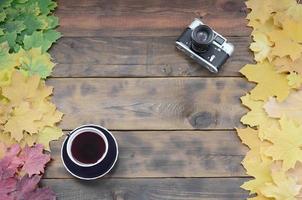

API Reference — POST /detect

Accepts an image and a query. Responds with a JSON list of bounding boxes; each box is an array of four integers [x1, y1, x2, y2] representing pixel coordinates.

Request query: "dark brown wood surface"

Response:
[[47, 0, 251, 199]]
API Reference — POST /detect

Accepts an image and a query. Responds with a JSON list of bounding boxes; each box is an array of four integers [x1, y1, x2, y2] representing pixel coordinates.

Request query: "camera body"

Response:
[[176, 18, 234, 73]]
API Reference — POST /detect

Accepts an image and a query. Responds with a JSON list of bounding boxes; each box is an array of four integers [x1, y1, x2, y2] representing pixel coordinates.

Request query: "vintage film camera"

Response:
[[176, 18, 234, 73]]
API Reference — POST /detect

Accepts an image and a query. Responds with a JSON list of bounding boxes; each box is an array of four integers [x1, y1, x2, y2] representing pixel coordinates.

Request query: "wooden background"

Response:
[[43, 0, 253, 199]]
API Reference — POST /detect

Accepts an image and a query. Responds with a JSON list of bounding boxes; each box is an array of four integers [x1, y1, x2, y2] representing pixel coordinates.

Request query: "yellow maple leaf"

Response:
[[0, 101, 12, 125], [250, 31, 273, 62], [0, 68, 14, 87], [270, 0, 297, 12], [2, 71, 52, 106], [282, 18, 302, 43], [285, 2, 302, 21], [240, 61, 290, 102], [264, 117, 302, 170], [264, 91, 302, 125], [248, 17, 276, 36], [19, 132, 38, 147], [240, 94, 278, 140], [288, 162, 302, 186], [273, 56, 302, 74], [0, 131, 15, 147], [0, 142, 6, 159], [36, 126, 63, 151], [246, 0, 273, 24], [236, 127, 271, 163], [260, 171, 301, 200], [32, 100, 63, 130], [268, 29, 302, 61], [3, 102, 43, 141], [248, 195, 273, 200], [241, 158, 273, 195], [287, 72, 302, 89]]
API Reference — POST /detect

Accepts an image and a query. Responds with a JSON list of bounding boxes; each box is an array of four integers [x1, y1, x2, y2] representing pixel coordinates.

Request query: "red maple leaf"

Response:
[[0, 145, 22, 179], [19, 144, 50, 176]]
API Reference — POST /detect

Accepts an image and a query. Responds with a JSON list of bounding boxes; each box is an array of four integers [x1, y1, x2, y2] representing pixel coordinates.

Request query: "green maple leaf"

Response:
[[0, 42, 18, 70], [4, 7, 19, 19], [16, 14, 44, 35], [14, 0, 40, 15], [0, 31, 19, 51], [38, 0, 57, 15], [1, 20, 25, 33], [44, 15, 59, 30], [19, 48, 55, 78], [0, 10, 6, 22], [13, 0, 29, 3], [23, 30, 61, 52], [0, 0, 13, 8]]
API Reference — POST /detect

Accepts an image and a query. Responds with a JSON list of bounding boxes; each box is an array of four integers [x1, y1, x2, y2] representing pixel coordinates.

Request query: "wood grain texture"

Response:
[[56, 0, 249, 37], [48, 78, 252, 130], [42, 178, 249, 199], [51, 36, 252, 77], [45, 131, 247, 178]]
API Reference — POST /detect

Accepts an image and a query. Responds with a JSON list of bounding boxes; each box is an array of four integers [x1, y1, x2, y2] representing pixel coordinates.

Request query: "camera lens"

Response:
[[191, 25, 214, 52]]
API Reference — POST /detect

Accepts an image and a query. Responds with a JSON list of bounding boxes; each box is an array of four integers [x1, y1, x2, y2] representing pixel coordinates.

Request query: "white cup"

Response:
[[66, 127, 109, 167]]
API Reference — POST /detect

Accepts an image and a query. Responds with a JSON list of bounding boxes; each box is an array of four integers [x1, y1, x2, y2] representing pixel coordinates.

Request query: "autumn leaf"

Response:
[[260, 171, 301, 200], [36, 126, 63, 151], [268, 29, 302, 61], [287, 72, 302, 89], [0, 177, 17, 200], [274, 56, 302, 75], [236, 127, 270, 162], [240, 61, 290, 102], [240, 94, 278, 140], [0, 144, 22, 179], [19, 144, 50, 176], [18, 48, 56, 79], [264, 118, 302, 170], [246, 0, 273, 24], [2, 72, 52, 107], [264, 91, 302, 125], [4, 102, 43, 141], [250, 31, 273, 62], [0, 144, 55, 199], [0, 71, 62, 148], [23, 30, 61, 52], [241, 158, 272, 195]]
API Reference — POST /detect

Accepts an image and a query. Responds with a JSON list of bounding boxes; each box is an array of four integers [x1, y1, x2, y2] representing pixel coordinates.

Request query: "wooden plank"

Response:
[[45, 131, 247, 178], [56, 0, 249, 37], [48, 78, 251, 130], [51, 36, 252, 77], [42, 178, 249, 199]]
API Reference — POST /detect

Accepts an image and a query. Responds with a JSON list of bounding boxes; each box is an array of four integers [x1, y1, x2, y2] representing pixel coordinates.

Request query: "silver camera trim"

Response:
[[176, 18, 234, 73]]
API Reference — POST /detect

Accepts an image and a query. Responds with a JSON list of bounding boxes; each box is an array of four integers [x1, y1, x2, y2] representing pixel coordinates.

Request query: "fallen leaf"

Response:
[[273, 56, 302, 74], [236, 127, 271, 162], [240, 94, 278, 140], [36, 126, 63, 151], [264, 91, 302, 125], [287, 72, 302, 89], [19, 144, 50, 176], [250, 31, 273, 62], [264, 117, 302, 170], [4, 102, 43, 141], [268, 29, 302, 61], [260, 171, 301, 200], [241, 158, 272, 195], [240, 61, 291, 102]]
